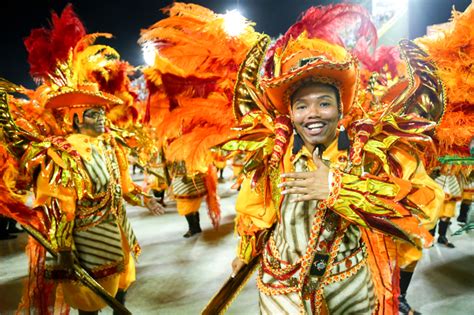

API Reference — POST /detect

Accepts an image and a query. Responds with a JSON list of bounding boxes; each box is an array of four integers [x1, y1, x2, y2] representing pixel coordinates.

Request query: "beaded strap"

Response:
[[326, 168, 343, 208], [310, 221, 349, 313], [324, 255, 366, 285]]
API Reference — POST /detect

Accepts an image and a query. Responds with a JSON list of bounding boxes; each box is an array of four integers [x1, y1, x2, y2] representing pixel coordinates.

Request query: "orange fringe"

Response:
[[362, 230, 399, 315], [139, 2, 260, 173], [18, 237, 70, 315], [204, 164, 221, 229], [416, 4, 474, 156]]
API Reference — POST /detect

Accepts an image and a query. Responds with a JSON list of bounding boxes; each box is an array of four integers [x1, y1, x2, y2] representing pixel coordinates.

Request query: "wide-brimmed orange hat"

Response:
[[260, 34, 359, 115], [45, 82, 123, 109]]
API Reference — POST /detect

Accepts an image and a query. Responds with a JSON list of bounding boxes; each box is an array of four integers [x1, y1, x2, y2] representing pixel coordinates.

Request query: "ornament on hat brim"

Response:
[[260, 33, 359, 116], [45, 82, 123, 110]]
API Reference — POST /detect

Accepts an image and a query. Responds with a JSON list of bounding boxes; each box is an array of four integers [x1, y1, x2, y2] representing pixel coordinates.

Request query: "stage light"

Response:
[[142, 42, 156, 66], [222, 9, 246, 37]]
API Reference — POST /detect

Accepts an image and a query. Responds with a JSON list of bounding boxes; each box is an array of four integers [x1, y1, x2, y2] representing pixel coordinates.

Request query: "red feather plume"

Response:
[[353, 39, 401, 76], [264, 4, 378, 77], [24, 4, 86, 79]]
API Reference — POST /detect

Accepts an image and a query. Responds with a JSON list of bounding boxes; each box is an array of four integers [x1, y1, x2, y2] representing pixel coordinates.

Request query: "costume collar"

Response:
[[291, 135, 339, 164], [66, 133, 109, 162]]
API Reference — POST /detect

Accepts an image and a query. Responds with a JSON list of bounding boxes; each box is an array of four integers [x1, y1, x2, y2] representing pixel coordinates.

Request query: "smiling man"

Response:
[[230, 30, 443, 315], [290, 83, 340, 152]]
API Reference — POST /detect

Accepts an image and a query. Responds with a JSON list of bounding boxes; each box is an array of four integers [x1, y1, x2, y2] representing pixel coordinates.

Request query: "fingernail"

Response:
[[281, 190, 287, 195], [280, 174, 286, 178], [231, 274, 236, 278]]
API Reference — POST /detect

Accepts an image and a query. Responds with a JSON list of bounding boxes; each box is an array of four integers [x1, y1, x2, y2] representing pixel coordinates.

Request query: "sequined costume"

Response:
[[235, 131, 442, 314], [0, 6, 153, 313], [225, 4, 444, 314], [22, 132, 143, 311]]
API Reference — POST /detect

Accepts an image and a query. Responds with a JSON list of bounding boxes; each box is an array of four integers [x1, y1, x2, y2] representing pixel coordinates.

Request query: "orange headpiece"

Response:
[[260, 33, 359, 116], [45, 82, 122, 110], [23, 4, 126, 133], [25, 7, 122, 106]]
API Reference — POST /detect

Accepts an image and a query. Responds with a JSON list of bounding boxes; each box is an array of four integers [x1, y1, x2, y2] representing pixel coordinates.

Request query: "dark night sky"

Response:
[[0, 0, 470, 88]]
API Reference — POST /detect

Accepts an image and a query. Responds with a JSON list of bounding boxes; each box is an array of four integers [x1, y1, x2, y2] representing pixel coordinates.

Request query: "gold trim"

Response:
[[46, 88, 124, 109], [261, 59, 353, 88], [390, 40, 446, 124], [232, 35, 272, 120]]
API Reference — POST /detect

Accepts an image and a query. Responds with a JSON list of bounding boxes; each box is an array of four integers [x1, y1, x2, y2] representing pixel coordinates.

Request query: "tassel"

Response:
[[337, 125, 350, 150], [292, 132, 305, 155]]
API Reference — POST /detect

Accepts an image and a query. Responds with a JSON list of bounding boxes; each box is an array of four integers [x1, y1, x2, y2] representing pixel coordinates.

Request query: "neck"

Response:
[[303, 142, 316, 154], [78, 129, 102, 138], [303, 134, 337, 155]]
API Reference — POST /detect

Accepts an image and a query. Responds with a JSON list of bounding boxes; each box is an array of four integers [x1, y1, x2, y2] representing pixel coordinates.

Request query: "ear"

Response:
[[73, 113, 81, 131], [337, 101, 343, 119], [288, 106, 295, 120]]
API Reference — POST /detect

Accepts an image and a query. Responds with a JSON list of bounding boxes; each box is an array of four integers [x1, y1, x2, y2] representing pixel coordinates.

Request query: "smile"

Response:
[[303, 121, 326, 136]]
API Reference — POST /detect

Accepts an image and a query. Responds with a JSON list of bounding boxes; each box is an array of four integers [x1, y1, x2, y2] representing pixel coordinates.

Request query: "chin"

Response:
[[303, 134, 326, 146], [304, 135, 334, 150]]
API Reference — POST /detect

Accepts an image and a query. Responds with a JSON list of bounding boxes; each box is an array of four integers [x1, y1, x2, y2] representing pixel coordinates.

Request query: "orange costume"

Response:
[[223, 4, 444, 314], [138, 3, 263, 235], [416, 3, 474, 245], [0, 6, 151, 314], [24, 130, 141, 312]]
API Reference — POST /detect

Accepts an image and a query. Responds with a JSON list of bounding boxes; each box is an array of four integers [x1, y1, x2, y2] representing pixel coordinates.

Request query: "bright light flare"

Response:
[[222, 10, 247, 37], [142, 42, 156, 66]]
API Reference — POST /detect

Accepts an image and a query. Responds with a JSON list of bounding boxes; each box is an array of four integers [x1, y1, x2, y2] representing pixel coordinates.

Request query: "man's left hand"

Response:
[[145, 197, 165, 215]]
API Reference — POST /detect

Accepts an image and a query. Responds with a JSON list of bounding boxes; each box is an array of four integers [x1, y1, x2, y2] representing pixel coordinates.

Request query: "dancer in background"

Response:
[[138, 3, 264, 236], [0, 6, 163, 314]]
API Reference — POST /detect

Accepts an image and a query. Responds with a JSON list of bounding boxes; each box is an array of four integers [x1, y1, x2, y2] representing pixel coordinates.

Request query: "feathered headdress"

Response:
[[264, 4, 377, 77], [23, 4, 145, 135], [23, 4, 133, 132], [24, 4, 86, 81], [139, 2, 260, 173], [139, 3, 261, 229], [227, 4, 390, 184], [416, 3, 474, 159]]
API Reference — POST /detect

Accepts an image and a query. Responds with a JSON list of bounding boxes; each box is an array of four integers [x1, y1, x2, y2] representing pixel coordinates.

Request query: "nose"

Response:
[[307, 103, 322, 118]]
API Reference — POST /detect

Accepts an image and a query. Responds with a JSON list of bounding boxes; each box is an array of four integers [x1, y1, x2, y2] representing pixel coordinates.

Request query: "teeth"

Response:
[[307, 123, 324, 129]]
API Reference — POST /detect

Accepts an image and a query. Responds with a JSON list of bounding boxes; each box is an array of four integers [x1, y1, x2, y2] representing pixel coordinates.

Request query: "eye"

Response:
[[85, 111, 102, 119], [320, 101, 333, 107], [293, 102, 307, 110]]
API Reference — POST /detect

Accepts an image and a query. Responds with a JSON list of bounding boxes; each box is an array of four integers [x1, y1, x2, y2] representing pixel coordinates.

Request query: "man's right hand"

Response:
[[231, 256, 247, 278]]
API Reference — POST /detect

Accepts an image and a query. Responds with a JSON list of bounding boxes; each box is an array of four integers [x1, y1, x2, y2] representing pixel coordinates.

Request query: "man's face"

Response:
[[79, 107, 106, 137], [290, 83, 340, 152]]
